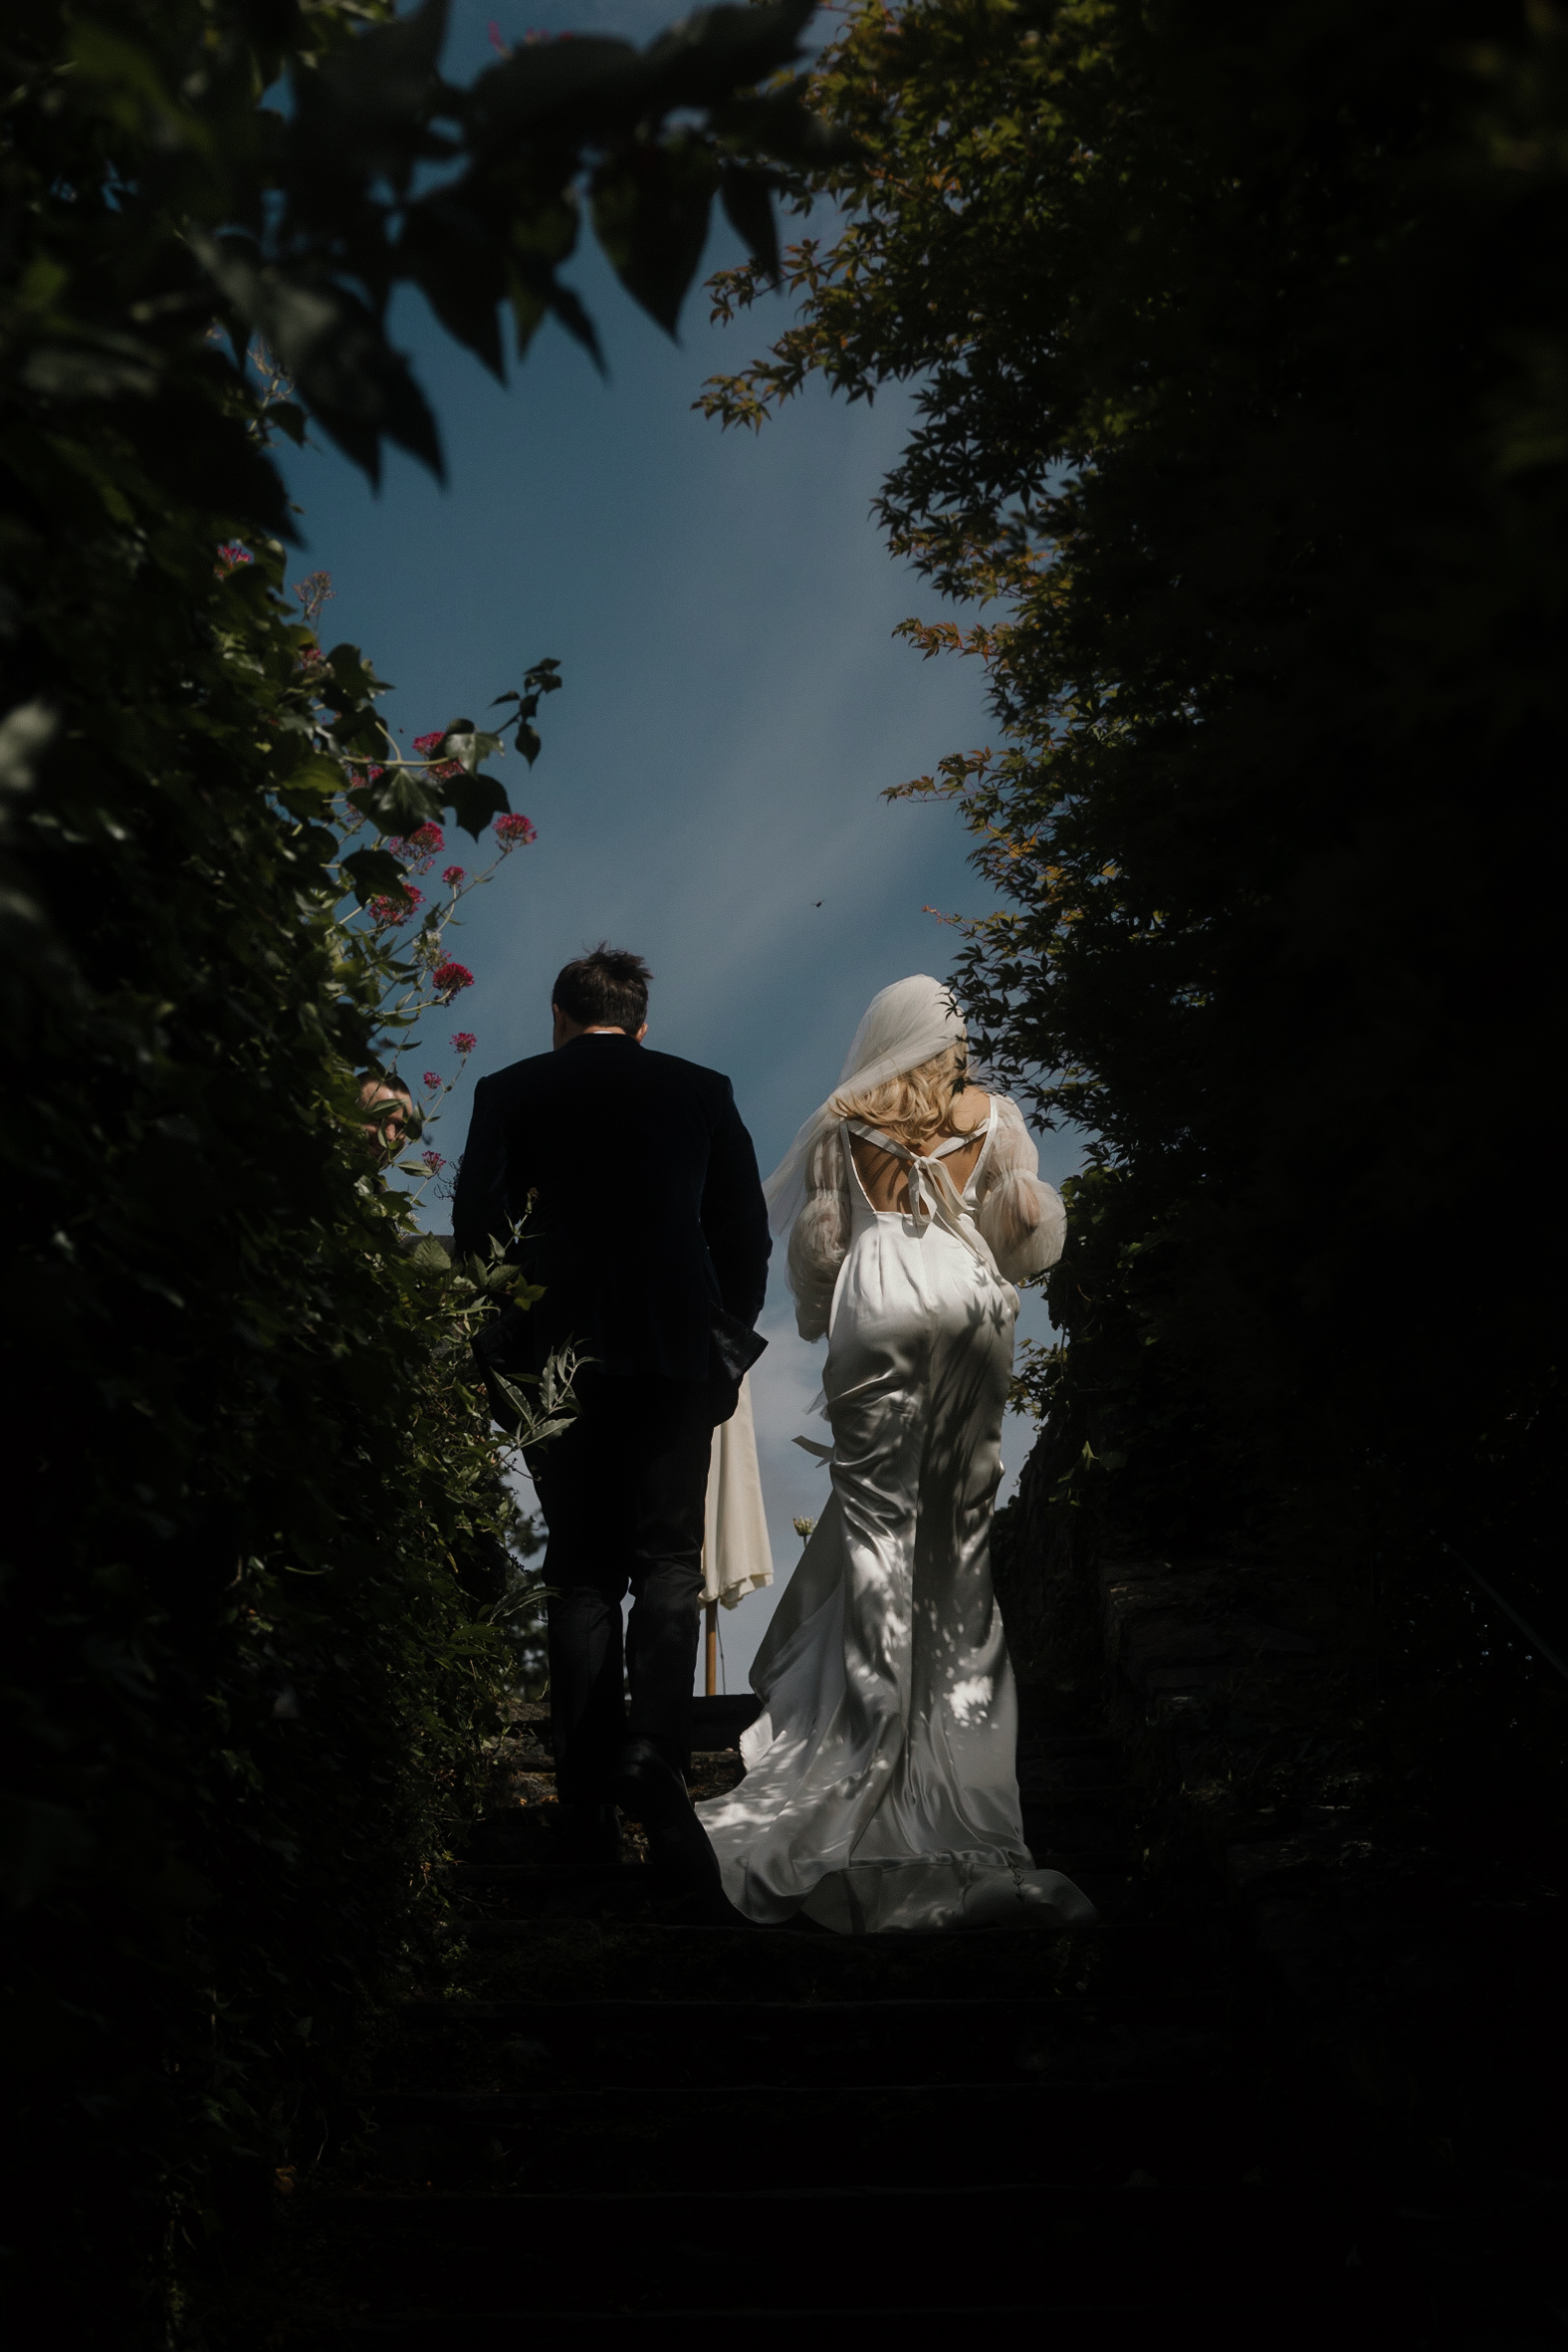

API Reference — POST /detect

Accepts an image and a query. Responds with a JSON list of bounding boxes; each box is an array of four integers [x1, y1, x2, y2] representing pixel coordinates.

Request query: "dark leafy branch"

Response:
[[10, 0, 833, 496], [1, 0, 855, 2332], [697, 0, 1568, 1597], [492, 653, 563, 767]]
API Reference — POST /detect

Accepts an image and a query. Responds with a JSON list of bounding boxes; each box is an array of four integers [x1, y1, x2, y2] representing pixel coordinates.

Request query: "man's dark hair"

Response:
[[357, 1068, 412, 1101], [553, 944, 652, 1032]]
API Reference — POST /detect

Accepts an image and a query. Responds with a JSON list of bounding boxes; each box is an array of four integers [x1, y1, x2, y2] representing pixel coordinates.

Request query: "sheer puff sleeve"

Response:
[[974, 1095, 1066, 1282], [786, 1128, 851, 1340]]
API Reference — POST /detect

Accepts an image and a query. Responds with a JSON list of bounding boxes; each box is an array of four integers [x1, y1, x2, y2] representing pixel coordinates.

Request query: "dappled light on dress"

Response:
[[697, 1081, 1092, 1936]]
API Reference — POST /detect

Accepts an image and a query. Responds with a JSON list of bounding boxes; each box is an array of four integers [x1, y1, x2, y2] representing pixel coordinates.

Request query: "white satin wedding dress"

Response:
[[697, 1091, 1096, 1935]]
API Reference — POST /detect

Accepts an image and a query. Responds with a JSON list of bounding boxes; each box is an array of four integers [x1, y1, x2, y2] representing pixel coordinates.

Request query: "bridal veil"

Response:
[[762, 973, 968, 1239]]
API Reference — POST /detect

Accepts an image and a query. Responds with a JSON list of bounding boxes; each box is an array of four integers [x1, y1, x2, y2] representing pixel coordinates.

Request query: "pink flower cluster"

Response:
[[216, 542, 253, 571], [451, 1032, 477, 1056], [420, 1149, 446, 1174], [387, 822, 445, 874], [493, 812, 537, 851], [423, 1070, 443, 1090], [412, 729, 463, 783], [433, 960, 474, 1002], [442, 863, 466, 887], [490, 19, 576, 57], [368, 883, 425, 927]]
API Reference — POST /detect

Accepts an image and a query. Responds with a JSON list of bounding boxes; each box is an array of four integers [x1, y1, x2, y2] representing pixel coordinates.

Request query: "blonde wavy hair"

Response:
[[831, 1041, 970, 1153]]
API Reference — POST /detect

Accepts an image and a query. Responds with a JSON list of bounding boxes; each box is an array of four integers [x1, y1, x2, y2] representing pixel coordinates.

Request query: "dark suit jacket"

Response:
[[450, 1036, 771, 1385]]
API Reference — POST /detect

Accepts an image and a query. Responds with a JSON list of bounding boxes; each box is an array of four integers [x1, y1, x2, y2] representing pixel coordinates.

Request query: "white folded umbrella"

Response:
[[701, 1372, 774, 1610]]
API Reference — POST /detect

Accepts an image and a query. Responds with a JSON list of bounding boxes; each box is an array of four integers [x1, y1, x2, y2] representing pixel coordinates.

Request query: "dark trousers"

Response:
[[527, 1373, 715, 1804]]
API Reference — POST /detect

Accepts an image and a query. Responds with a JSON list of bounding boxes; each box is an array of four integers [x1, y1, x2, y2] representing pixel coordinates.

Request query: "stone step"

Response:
[[1021, 1822, 1138, 1864], [449, 1861, 662, 1920], [1016, 1727, 1123, 1754], [503, 1696, 763, 1764], [360, 2077, 1265, 2191], [306, 2305, 1201, 2349], [1020, 1786, 1132, 1816], [368, 2076, 1213, 2119], [446, 1870, 1130, 1939], [501, 1747, 752, 1776], [455, 1913, 1120, 1948], [389, 1997, 1234, 2090], [452, 1849, 1133, 1917], [1018, 1780, 1130, 1804], [437, 1906, 1140, 2003], [458, 1917, 796, 1943], [303, 2182, 1370, 2320], [496, 1759, 1129, 1798], [459, 1915, 853, 1943], [464, 1796, 1130, 1872], [449, 1862, 653, 1888]]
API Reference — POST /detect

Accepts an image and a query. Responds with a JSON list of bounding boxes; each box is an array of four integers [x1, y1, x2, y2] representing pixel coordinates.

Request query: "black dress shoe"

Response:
[[612, 1737, 724, 1898]]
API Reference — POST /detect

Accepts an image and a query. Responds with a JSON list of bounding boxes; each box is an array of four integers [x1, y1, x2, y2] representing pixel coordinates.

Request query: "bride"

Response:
[[697, 976, 1096, 1935]]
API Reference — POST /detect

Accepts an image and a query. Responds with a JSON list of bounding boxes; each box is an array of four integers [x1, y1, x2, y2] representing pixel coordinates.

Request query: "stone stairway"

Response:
[[285, 1699, 1403, 2345]]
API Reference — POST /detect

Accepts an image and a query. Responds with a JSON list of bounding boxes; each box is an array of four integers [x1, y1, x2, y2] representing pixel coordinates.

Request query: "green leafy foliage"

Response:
[[12, 0, 827, 491], [3, 517, 521, 2325], [491, 656, 563, 766], [702, 0, 1568, 1586], [0, 500, 562, 2328], [1, 0, 834, 2332]]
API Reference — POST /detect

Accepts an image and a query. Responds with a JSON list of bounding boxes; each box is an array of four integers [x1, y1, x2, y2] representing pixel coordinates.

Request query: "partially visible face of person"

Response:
[[358, 1079, 410, 1160]]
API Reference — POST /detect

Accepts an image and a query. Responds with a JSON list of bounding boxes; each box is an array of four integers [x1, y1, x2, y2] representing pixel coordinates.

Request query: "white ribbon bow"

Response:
[[847, 1117, 996, 1265]]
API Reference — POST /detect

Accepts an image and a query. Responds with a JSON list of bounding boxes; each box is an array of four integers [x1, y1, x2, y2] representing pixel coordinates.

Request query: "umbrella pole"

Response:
[[704, 1598, 718, 1697]]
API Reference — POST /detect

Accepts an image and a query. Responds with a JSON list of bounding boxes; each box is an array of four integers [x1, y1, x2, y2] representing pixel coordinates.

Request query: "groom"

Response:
[[452, 945, 771, 1886]]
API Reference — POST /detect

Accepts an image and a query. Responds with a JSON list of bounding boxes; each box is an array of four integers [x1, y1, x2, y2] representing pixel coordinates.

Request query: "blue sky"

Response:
[[285, 0, 1080, 1685]]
